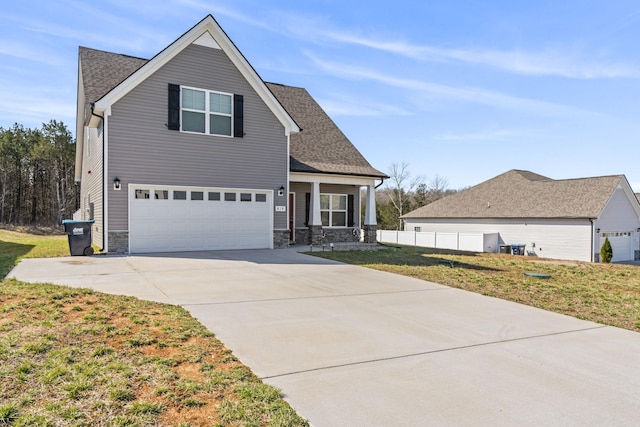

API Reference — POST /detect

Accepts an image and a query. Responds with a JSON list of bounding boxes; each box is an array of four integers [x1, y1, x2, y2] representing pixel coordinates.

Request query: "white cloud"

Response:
[[306, 53, 596, 116], [321, 29, 640, 79], [0, 79, 75, 130]]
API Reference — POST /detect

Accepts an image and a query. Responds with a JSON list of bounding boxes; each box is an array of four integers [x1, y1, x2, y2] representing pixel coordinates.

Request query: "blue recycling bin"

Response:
[[62, 220, 95, 256], [511, 244, 526, 256]]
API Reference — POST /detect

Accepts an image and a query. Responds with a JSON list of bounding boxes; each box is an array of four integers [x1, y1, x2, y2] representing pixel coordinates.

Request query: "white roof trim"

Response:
[[290, 172, 376, 186], [93, 15, 299, 135], [193, 31, 221, 49]]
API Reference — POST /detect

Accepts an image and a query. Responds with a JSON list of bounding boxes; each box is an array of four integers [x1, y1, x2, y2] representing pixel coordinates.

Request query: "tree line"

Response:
[[375, 162, 460, 230], [0, 121, 78, 226]]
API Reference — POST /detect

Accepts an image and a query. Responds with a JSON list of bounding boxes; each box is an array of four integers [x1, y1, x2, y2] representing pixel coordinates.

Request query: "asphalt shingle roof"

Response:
[[79, 47, 147, 105], [265, 83, 386, 178], [79, 47, 386, 178], [402, 169, 624, 219]]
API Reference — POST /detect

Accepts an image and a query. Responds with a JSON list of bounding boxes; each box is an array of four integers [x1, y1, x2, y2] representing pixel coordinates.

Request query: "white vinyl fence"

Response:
[[377, 230, 499, 253]]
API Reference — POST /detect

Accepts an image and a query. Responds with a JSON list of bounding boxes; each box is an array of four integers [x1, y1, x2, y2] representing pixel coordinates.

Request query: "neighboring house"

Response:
[[75, 15, 386, 254], [401, 170, 640, 262]]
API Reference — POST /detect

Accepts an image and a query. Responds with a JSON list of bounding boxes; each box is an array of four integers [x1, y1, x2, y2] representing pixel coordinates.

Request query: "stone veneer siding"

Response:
[[273, 229, 290, 249], [294, 227, 361, 245], [108, 231, 129, 254], [363, 224, 377, 243]]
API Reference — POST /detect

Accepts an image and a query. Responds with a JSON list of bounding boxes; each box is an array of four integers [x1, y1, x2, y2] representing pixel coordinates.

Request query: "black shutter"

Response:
[[347, 194, 355, 227], [168, 83, 180, 131], [305, 192, 310, 227], [234, 94, 244, 137]]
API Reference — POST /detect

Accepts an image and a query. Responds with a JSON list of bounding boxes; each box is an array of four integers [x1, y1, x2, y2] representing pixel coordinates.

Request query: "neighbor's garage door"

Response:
[[603, 231, 633, 262], [129, 185, 272, 253]]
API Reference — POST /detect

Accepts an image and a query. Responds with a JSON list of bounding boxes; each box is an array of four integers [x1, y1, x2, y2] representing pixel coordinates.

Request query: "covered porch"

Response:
[[288, 172, 379, 246]]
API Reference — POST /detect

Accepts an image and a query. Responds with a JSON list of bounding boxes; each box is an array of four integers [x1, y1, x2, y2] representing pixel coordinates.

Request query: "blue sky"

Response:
[[2, 0, 640, 190]]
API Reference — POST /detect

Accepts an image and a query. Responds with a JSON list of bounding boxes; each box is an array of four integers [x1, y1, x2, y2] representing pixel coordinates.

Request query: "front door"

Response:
[[289, 192, 295, 242]]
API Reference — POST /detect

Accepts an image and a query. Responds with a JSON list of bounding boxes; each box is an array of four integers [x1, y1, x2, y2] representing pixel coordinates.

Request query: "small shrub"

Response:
[[600, 237, 613, 263]]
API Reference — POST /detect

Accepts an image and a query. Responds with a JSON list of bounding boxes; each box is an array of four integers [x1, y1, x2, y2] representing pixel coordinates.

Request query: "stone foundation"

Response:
[[363, 224, 377, 244], [293, 227, 361, 245], [309, 225, 324, 246], [273, 229, 290, 249], [294, 228, 310, 245], [322, 228, 360, 243], [108, 231, 129, 254]]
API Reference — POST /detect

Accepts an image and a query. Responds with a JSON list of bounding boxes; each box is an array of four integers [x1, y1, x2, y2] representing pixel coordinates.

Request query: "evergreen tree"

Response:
[[600, 237, 613, 263]]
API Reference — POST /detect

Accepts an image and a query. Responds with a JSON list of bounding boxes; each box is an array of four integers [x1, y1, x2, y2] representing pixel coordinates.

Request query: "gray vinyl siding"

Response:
[[80, 126, 104, 249], [290, 182, 361, 228], [107, 43, 288, 230]]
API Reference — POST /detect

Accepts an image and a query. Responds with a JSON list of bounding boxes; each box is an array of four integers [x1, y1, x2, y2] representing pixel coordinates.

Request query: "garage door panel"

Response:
[[609, 235, 632, 262], [130, 185, 272, 253]]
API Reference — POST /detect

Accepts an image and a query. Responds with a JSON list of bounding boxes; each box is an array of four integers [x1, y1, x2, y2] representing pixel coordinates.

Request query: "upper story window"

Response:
[[320, 194, 347, 227], [181, 87, 232, 136]]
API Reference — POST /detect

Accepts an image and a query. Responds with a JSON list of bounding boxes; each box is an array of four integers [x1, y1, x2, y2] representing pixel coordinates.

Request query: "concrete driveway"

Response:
[[9, 249, 640, 426]]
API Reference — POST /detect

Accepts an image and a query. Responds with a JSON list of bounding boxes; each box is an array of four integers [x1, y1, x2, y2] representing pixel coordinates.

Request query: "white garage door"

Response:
[[602, 231, 633, 262], [129, 185, 273, 253]]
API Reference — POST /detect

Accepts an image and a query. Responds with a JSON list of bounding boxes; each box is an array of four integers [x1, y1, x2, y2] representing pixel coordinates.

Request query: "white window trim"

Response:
[[180, 85, 234, 137], [321, 193, 348, 228]]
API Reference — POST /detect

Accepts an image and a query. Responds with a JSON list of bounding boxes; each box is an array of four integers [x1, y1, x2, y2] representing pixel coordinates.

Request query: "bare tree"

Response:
[[385, 162, 423, 230], [414, 175, 451, 207]]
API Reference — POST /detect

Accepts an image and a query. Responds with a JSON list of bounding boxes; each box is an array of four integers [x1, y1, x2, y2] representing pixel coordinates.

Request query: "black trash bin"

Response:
[[62, 220, 95, 256], [499, 244, 512, 254], [511, 244, 526, 256]]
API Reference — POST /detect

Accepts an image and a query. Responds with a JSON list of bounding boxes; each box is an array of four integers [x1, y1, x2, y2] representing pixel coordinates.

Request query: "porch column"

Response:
[[309, 181, 322, 226], [363, 184, 378, 243], [308, 181, 324, 245]]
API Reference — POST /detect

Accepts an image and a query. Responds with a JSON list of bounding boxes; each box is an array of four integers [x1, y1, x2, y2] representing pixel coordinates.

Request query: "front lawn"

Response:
[[310, 245, 640, 332], [0, 229, 69, 278], [0, 230, 308, 426]]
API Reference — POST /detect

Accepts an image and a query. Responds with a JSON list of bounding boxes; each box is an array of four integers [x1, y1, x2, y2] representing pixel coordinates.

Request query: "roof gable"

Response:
[[403, 169, 632, 219], [90, 15, 298, 135]]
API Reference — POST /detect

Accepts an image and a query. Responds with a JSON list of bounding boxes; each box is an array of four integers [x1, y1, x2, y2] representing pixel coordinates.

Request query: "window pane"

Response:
[[174, 191, 186, 200], [154, 190, 169, 200], [333, 194, 347, 210], [191, 191, 204, 200], [210, 93, 232, 114], [135, 189, 149, 199], [240, 193, 252, 202], [208, 192, 220, 201], [210, 115, 231, 136], [332, 212, 346, 227], [321, 211, 329, 227], [183, 111, 205, 133], [320, 194, 330, 210], [224, 192, 236, 201], [182, 88, 205, 110], [255, 193, 267, 202]]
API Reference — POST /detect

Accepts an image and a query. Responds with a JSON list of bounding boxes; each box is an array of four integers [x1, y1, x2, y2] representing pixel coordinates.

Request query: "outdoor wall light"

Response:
[[278, 186, 285, 196], [596, 228, 600, 233], [113, 177, 121, 191]]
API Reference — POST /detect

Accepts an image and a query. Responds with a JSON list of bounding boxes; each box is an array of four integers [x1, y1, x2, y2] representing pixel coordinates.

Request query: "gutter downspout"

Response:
[[375, 178, 385, 189]]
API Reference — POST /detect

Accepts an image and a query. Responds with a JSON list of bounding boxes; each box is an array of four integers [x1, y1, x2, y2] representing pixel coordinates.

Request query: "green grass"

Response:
[[0, 230, 308, 426], [0, 229, 69, 278], [311, 245, 640, 332]]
